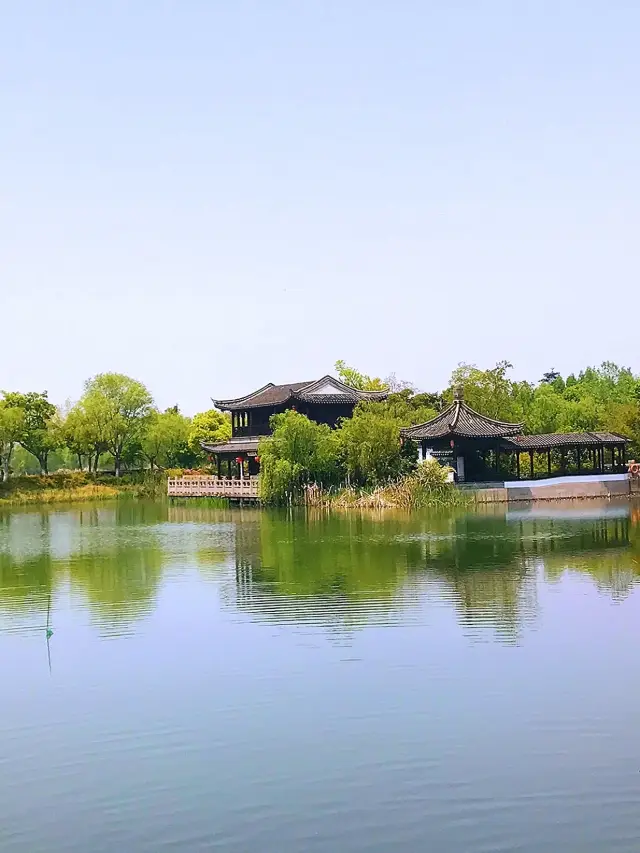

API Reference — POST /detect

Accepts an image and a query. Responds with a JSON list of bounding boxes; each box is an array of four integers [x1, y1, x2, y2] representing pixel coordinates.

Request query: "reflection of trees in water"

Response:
[[231, 512, 424, 631], [0, 505, 166, 633], [0, 503, 245, 632], [230, 509, 639, 638], [2, 502, 639, 639]]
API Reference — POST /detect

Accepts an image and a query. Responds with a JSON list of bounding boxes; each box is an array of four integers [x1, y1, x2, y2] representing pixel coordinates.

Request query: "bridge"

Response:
[[167, 476, 259, 500]]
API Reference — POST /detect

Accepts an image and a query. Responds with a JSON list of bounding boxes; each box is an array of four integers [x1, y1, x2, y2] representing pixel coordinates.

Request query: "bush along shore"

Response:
[[303, 475, 469, 510], [0, 471, 168, 507]]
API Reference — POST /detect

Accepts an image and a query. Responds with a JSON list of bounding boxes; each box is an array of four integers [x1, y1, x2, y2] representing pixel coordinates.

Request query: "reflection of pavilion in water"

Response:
[[229, 508, 636, 640]]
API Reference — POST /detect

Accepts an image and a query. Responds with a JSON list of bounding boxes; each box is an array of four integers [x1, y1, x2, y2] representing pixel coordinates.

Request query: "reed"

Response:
[[304, 472, 469, 511]]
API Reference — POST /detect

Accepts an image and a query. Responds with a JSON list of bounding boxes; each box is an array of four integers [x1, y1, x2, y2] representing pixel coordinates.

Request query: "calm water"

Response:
[[2, 500, 640, 852]]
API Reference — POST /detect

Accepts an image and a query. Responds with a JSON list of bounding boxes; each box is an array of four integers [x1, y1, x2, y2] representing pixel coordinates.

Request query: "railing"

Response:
[[167, 476, 259, 499]]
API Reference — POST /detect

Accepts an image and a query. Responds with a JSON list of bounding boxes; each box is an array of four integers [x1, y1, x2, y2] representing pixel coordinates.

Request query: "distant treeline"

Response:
[[1, 360, 639, 484]]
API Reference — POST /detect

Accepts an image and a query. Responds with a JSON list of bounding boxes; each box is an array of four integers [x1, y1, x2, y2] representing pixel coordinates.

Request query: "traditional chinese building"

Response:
[[203, 375, 387, 476], [401, 390, 629, 483]]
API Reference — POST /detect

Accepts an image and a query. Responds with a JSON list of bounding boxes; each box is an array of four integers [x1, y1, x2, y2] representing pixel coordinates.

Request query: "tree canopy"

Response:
[[188, 409, 232, 457], [79, 374, 154, 477]]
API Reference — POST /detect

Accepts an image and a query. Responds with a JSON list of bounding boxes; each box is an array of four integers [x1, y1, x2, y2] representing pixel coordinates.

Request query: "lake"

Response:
[[1, 500, 640, 852]]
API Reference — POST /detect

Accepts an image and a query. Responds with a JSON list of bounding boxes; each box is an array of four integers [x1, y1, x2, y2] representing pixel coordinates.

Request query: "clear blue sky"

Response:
[[3, 1, 639, 413]]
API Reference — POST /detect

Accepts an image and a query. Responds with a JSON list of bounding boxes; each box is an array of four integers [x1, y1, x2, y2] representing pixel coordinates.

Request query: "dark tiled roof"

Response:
[[504, 432, 629, 451], [214, 376, 388, 410], [214, 382, 313, 411], [201, 437, 261, 454], [402, 401, 523, 440]]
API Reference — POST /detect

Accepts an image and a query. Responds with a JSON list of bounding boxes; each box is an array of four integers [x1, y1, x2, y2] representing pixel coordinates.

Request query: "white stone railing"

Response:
[[167, 476, 259, 498]]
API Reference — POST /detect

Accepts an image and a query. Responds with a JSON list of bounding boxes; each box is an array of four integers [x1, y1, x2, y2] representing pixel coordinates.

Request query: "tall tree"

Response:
[[188, 409, 231, 458], [337, 406, 405, 485], [81, 374, 154, 477], [2, 391, 59, 474], [0, 402, 25, 481], [141, 409, 192, 469], [258, 410, 341, 504]]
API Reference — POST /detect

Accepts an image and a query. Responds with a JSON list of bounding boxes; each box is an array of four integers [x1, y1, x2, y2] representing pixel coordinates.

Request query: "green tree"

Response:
[[258, 410, 342, 504], [0, 403, 25, 480], [448, 361, 529, 423], [62, 405, 94, 471], [63, 402, 110, 473], [80, 374, 154, 477], [142, 408, 192, 469], [334, 359, 388, 391], [364, 390, 438, 428], [525, 384, 566, 434], [2, 391, 59, 474], [337, 406, 405, 485], [188, 409, 231, 458]]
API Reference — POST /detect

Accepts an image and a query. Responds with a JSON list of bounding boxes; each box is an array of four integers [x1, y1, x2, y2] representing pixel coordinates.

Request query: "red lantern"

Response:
[[255, 456, 260, 463], [235, 456, 244, 464], [450, 440, 455, 448]]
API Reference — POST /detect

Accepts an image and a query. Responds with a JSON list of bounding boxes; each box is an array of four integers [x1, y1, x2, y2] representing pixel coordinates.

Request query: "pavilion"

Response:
[[203, 375, 387, 476], [401, 390, 629, 483]]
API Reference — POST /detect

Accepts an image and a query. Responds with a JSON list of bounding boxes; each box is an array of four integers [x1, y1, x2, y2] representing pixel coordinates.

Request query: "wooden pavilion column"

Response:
[[576, 447, 581, 473], [529, 451, 534, 479], [547, 449, 552, 476], [515, 451, 520, 480], [216, 457, 221, 477]]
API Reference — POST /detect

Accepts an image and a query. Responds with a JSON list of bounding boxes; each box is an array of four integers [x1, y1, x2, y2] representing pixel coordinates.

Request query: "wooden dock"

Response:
[[167, 476, 259, 501]]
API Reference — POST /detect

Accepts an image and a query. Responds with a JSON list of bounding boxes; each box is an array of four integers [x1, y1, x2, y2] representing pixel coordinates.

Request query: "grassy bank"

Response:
[[0, 471, 168, 507]]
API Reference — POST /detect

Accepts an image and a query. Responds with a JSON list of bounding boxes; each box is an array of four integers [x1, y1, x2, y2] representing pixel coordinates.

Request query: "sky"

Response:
[[2, 1, 640, 414]]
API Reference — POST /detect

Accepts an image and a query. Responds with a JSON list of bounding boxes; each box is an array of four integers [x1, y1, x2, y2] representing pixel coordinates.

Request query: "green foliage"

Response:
[[448, 361, 529, 423], [188, 409, 231, 457], [362, 389, 438, 428], [80, 373, 154, 477], [334, 359, 387, 391], [0, 402, 24, 480], [142, 409, 192, 469], [259, 410, 342, 504], [1, 391, 59, 474], [447, 360, 640, 454], [337, 405, 404, 485]]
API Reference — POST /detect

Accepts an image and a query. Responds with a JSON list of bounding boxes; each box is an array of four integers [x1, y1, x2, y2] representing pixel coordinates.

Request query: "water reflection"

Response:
[[0, 501, 638, 640], [228, 503, 637, 639]]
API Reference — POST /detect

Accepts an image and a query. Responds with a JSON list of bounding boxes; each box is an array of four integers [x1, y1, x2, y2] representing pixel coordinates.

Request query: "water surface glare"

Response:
[[2, 500, 640, 852]]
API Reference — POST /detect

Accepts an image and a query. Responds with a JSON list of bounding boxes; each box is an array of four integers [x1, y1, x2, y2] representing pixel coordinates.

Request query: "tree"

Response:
[[188, 409, 231, 458], [259, 410, 342, 504], [80, 374, 154, 477], [337, 406, 405, 485], [334, 360, 387, 391], [0, 403, 24, 481], [62, 405, 93, 471], [63, 402, 110, 473], [448, 361, 529, 423], [141, 409, 192, 469], [362, 390, 438, 428], [2, 391, 59, 474]]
